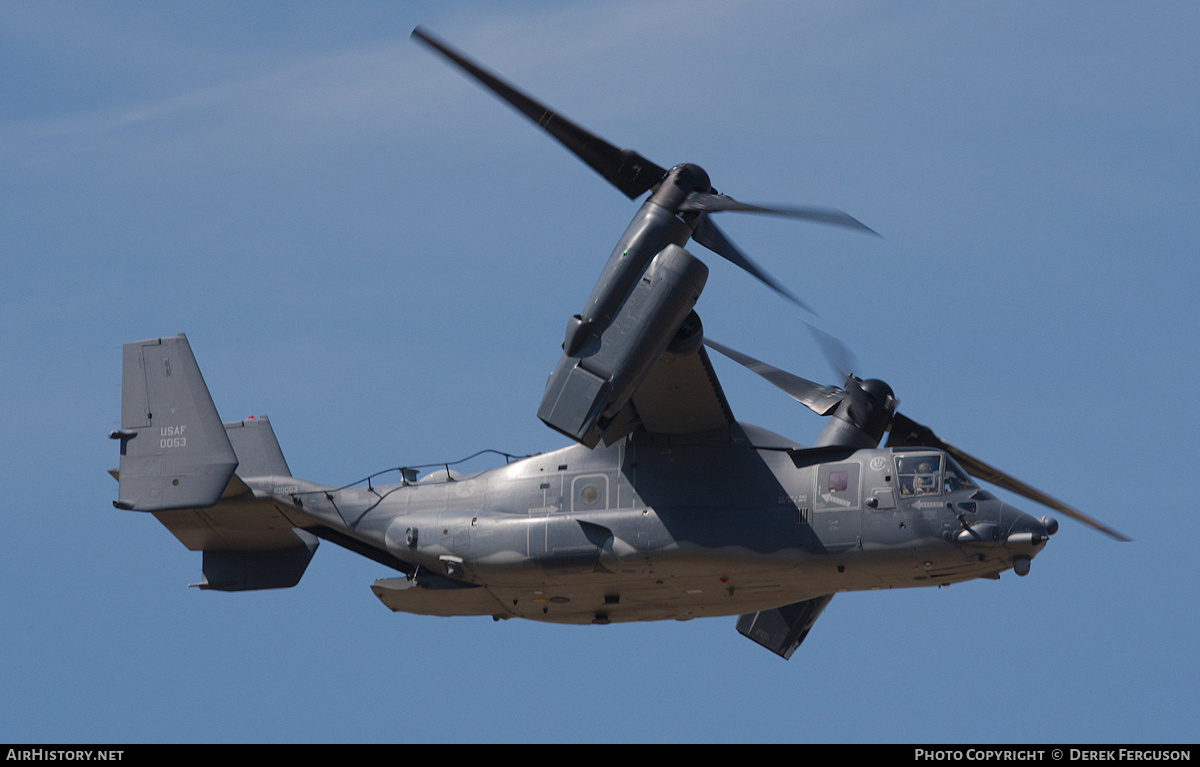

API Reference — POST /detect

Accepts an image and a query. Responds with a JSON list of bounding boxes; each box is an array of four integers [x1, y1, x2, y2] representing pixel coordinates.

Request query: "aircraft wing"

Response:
[[629, 343, 735, 436], [539, 337, 737, 448]]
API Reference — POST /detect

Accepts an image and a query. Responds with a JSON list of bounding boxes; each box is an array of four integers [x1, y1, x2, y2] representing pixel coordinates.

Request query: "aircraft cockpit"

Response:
[[895, 452, 977, 497]]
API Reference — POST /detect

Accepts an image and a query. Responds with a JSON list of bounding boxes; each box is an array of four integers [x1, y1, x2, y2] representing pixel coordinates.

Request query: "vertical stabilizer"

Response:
[[224, 416, 291, 478], [112, 334, 238, 511]]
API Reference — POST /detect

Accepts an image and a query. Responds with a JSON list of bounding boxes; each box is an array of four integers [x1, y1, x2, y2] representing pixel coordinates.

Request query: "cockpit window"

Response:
[[895, 453, 943, 496], [943, 457, 977, 494]]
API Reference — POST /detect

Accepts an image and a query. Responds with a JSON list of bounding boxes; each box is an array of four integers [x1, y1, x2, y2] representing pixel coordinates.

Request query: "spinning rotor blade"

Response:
[[414, 28, 879, 314], [704, 339, 843, 416], [887, 412, 1132, 542], [411, 26, 666, 199], [799, 317, 859, 383], [680, 193, 879, 236], [691, 215, 815, 313]]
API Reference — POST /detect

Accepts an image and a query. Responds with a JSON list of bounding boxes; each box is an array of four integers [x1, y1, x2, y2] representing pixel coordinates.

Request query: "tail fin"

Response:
[[112, 334, 238, 512], [223, 415, 291, 479], [111, 334, 319, 591]]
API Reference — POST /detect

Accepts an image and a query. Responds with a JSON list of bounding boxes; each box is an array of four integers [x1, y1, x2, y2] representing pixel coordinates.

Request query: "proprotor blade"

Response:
[[691, 215, 815, 313], [799, 317, 860, 383], [679, 192, 880, 236], [411, 26, 666, 199], [704, 338, 844, 415], [887, 412, 1132, 542]]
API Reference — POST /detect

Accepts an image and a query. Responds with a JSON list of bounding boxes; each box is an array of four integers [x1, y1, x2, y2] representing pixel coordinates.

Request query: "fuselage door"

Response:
[[812, 461, 862, 552]]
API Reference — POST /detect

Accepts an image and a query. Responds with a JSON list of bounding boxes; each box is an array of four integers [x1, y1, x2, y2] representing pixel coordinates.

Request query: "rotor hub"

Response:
[[813, 377, 898, 449], [669, 163, 712, 194], [652, 163, 713, 211]]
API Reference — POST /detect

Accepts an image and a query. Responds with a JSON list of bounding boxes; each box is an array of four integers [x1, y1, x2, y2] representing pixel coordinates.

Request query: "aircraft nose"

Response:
[[1000, 505, 1054, 576], [1001, 504, 1053, 546]]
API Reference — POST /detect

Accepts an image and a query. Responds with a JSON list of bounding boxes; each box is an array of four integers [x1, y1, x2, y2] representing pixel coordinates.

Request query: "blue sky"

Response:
[[2, 1, 1197, 744]]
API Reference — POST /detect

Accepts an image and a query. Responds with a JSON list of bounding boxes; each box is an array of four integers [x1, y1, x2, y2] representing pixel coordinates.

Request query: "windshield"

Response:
[[895, 453, 977, 496], [942, 457, 977, 493]]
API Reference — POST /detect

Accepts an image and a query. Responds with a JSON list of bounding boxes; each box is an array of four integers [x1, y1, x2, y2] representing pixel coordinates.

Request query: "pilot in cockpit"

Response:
[[913, 461, 938, 495], [896, 454, 942, 497]]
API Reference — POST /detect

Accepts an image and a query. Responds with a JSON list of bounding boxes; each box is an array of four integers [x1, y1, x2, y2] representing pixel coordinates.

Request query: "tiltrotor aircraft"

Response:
[[109, 28, 1128, 659]]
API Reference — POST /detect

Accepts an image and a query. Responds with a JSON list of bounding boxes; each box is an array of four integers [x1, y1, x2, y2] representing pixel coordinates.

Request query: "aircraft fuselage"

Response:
[[241, 423, 1050, 625]]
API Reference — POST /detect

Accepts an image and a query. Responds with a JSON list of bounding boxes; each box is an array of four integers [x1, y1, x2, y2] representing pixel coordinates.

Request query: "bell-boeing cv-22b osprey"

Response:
[[109, 28, 1127, 660]]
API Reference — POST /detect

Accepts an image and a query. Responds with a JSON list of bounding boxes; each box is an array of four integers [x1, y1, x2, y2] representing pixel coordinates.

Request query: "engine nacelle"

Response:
[[538, 244, 708, 447]]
